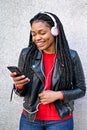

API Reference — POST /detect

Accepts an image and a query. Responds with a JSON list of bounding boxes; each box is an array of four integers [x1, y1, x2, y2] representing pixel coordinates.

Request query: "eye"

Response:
[[40, 32, 46, 35]]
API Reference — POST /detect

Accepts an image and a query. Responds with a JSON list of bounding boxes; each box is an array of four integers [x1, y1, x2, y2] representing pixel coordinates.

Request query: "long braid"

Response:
[[56, 20, 73, 90], [50, 13, 73, 90]]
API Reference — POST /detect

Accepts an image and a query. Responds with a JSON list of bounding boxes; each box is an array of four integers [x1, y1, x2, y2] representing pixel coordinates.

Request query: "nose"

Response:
[[35, 34, 41, 41]]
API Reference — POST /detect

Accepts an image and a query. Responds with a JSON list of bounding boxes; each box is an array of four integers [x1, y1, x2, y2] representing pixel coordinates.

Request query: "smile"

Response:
[[36, 42, 45, 47]]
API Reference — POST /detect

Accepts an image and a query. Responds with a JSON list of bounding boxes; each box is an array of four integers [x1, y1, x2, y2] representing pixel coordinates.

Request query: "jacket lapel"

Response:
[[31, 51, 45, 85]]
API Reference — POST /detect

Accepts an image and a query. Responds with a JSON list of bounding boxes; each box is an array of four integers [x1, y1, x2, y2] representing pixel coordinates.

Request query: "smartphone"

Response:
[[7, 66, 23, 76]]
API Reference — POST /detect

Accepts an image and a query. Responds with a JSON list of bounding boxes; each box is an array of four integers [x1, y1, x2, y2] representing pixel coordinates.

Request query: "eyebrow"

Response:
[[31, 29, 46, 33]]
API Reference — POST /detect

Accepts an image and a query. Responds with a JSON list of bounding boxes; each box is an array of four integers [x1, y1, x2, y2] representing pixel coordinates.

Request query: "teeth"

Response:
[[37, 42, 43, 45]]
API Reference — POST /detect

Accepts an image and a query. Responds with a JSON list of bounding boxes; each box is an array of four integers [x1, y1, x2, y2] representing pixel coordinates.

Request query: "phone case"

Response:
[[7, 66, 22, 75]]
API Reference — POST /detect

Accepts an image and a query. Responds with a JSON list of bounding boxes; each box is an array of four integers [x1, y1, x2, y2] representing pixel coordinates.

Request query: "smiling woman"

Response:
[[9, 12, 86, 130], [31, 21, 56, 53]]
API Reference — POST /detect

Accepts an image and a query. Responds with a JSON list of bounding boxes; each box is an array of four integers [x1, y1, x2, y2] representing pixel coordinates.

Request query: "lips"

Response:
[[36, 41, 45, 47]]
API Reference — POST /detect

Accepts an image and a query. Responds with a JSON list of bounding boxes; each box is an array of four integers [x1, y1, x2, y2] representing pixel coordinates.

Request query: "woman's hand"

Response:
[[38, 90, 64, 104], [10, 72, 30, 89]]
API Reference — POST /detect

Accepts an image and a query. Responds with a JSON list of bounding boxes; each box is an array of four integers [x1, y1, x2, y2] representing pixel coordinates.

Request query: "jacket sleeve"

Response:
[[62, 51, 86, 103], [12, 48, 31, 97], [18, 48, 29, 72]]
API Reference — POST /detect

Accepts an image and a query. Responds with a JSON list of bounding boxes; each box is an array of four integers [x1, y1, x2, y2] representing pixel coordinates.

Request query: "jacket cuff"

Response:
[[62, 88, 85, 103], [60, 91, 64, 100], [15, 85, 24, 91]]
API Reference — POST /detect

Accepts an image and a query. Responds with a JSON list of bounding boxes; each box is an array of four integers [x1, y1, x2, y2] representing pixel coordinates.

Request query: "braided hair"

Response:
[[23, 12, 73, 90]]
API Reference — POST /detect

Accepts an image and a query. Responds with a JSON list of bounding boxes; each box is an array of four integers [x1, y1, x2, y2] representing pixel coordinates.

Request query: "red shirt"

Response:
[[35, 53, 72, 120]]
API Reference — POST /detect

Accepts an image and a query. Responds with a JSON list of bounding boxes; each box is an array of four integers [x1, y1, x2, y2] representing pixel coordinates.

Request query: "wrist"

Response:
[[56, 91, 64, 100], [15, 85, 24, 91]]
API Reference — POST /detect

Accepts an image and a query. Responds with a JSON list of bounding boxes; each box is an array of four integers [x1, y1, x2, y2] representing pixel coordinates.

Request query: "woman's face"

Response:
[[31, 21, 56, 53]]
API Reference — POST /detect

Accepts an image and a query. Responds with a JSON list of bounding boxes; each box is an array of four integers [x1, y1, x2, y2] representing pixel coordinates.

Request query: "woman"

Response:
[[10, 12, 86, 130]]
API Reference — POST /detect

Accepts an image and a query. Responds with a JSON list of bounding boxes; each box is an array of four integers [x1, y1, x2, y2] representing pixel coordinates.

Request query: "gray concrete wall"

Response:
[[0, 0, 87, 130]]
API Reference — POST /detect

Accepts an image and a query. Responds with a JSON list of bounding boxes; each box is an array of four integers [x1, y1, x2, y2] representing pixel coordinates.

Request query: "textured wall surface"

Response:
[[0, 0, 87, 130]]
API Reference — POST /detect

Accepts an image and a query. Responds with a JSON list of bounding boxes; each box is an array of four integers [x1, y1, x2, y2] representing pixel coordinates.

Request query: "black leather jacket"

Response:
[[13, 47, 86, 121]]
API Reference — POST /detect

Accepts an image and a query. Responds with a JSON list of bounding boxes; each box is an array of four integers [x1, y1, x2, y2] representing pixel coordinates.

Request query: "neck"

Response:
[[42, 48, 56, 54]]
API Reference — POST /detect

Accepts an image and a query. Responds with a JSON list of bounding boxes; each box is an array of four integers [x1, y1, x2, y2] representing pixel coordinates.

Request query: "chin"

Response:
[[38, 47, 46, 51]]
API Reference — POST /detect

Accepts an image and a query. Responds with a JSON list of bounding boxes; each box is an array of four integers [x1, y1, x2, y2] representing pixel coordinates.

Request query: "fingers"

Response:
[[40, 99, 47, 104], [38, 90, 59, 104], [38, 90, 50, 98], [15, 77, 29, 87], [10, 72, 30, 87], [38, 93, 44, 97], [38, 91, 48, 104], [10, 72, 17, 77]]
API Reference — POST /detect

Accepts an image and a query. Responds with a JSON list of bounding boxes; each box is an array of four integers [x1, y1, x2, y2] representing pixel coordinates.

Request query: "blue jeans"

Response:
[[19, 114, 74, 130]]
